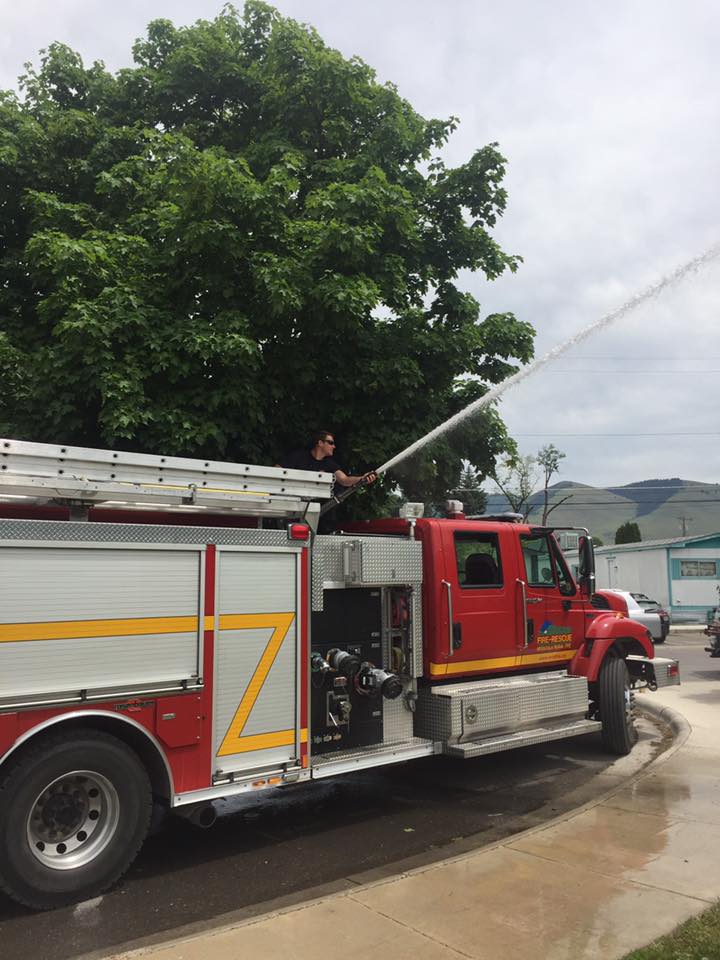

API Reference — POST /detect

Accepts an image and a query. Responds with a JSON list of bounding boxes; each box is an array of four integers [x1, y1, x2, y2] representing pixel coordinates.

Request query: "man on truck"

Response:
[[279, 430, 377, 488]]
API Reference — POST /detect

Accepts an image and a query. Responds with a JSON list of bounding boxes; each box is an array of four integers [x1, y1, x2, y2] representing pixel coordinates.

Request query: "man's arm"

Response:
[[334, 470, 377, 488]]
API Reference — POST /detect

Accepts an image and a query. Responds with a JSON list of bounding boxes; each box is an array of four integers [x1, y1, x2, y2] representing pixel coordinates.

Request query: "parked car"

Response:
[[630, 592, 671, 643], [594, 589, 670, 643]]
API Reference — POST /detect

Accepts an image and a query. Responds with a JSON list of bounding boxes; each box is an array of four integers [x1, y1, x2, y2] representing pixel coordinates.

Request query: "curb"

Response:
[[636, 696, 691, 744]]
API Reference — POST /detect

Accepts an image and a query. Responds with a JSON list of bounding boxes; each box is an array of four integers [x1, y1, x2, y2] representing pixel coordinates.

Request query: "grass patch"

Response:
[[623, 901, 720, 959]]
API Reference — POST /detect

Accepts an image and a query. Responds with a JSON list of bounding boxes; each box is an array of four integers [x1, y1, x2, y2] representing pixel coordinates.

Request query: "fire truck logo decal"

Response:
[[537, 622, 573, 650], [217, 612, 296, 757]]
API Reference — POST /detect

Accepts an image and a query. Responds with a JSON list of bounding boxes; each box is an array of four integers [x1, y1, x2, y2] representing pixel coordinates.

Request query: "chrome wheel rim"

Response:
[[27, 771, 120, 870]]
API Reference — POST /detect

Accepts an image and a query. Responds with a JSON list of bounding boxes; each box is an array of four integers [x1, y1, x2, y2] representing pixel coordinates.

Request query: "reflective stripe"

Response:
[[429, 649, 572, 677], [0, 616, 199, 643], [217, 613, 295, 757], [0, 613, 293, 642], [228, 728, 308, 753]]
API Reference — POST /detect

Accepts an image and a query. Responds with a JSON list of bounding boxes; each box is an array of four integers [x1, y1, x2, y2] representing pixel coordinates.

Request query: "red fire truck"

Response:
[[0, 439, 679, 909]]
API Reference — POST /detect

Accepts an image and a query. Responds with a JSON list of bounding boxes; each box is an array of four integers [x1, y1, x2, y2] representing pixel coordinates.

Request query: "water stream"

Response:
[[376, 243, 720, 476]]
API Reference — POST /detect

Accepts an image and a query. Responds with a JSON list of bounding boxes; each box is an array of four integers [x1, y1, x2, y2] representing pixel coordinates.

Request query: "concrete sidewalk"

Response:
[[111, 650, 720, 960]]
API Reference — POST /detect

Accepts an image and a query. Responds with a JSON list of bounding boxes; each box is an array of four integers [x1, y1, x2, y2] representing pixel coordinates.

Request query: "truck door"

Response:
[[432, 525, 518, 677], [213, 545, 304, 779], [518, 533, 585, 669]]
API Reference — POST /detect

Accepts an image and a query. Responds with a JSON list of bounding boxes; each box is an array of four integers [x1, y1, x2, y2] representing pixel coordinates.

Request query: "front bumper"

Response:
[[626, 655, 680, 689]]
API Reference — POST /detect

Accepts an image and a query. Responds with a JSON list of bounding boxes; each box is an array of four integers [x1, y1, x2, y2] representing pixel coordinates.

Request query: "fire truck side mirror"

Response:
[[577, 535, 595, 596]]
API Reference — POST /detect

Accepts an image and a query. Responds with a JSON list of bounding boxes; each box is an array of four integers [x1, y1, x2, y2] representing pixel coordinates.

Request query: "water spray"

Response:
[[322, 242, 720, 516]]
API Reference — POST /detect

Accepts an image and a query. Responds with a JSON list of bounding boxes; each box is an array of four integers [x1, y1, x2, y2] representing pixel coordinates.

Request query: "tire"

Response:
[[598, 655, 637, 756], [654, 635, 665, 645], [0, 731, 151, 910]]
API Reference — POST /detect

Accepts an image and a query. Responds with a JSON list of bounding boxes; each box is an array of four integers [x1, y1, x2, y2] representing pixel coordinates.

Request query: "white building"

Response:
[[593, 533, 720, 623]]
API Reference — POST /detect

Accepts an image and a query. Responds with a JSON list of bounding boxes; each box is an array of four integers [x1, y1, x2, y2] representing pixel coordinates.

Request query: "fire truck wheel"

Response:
[[598, 655, 638, 756], [0, 731, 151, 910]]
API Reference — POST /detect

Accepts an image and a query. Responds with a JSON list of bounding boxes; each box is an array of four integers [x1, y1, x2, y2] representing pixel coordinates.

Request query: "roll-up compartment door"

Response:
[[213, 548, 302, 776]]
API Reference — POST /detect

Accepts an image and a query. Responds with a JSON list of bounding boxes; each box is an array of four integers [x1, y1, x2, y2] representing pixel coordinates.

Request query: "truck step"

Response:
[[444, 719, 599, 759]]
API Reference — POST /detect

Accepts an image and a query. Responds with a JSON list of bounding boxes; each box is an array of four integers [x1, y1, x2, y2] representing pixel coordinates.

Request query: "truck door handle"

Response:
[[526, 597, 542, 605], [517, 579, 531, 648], [441, 580, 455, 657]]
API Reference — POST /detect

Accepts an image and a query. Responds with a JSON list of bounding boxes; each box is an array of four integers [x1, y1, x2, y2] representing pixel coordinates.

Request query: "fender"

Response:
[[569, 613, 654, 682]]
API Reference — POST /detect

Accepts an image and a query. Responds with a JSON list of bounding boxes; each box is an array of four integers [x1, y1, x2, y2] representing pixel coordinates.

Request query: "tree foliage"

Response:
[[453, 463, 488, 516], [491, 443, 569, 522], [0, 2, 533, 502], [492, 453, 537, 520], [536, 443, 571, 524], [615, 521, 642, 545]]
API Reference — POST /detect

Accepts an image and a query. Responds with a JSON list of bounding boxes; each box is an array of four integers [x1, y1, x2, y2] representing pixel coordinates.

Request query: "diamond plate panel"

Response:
[[0, 519, 289, 548], [311, 534, 423, 610], [382, 693, 416, 743], [413, 689, 457, 741], [411, 588, 423, 676], [359, 538, 423, 583], [415, 672, 590, 744], [444, 719, 599, 758], [311, 535, 346, 609], [312, 736, 434, 768]]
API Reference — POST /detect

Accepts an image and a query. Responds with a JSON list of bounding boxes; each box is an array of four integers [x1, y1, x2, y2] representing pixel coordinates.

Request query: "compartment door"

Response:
[[213, 548, 302, 777]]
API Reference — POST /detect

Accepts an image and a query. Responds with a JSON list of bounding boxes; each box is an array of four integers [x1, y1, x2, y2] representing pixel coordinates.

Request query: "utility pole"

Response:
[[676, 515, 693, 536]]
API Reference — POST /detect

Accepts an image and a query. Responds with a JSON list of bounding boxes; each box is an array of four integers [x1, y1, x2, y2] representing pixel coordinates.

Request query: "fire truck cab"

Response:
[[0, 439, 679, 909]]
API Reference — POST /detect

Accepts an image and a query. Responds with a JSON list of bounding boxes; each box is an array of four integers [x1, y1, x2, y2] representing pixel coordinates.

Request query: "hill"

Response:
[[484, 479, 720, 544]]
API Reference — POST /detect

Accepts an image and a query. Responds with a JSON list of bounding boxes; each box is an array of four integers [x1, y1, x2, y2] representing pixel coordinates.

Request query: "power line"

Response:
[[488, 499, 720, 507], [512, 432, 719, 438], [520, 485, 720, 492], [554, 356, 720, 360], [549, 370, 720, 374]]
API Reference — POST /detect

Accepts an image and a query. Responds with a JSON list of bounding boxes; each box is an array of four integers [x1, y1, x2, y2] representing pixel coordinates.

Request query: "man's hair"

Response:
[[311, 429, 333, 447]]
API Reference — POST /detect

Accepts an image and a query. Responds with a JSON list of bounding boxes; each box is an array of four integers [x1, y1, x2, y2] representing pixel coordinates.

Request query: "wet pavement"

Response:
[[102, 633, 718, 960], [1, 716, 666, 960]]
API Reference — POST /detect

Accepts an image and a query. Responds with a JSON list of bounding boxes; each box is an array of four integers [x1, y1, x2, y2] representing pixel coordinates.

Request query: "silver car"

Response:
[[600, 590, 670, 644]]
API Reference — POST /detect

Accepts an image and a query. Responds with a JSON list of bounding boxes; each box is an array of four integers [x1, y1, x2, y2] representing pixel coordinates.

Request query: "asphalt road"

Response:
[[2, 644, 689, 960]]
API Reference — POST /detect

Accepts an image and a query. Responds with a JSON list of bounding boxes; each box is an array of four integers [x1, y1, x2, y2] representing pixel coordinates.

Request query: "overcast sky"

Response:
[[2, 1, 719, 493]]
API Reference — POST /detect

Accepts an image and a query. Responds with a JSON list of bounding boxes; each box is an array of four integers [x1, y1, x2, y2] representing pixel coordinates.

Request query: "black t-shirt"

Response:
[[281, 449, 341, 475]]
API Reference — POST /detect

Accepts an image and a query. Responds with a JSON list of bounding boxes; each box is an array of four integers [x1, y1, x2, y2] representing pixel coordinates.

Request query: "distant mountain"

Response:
[[484, 478, 720, 544], [607, 478, 701, 518]]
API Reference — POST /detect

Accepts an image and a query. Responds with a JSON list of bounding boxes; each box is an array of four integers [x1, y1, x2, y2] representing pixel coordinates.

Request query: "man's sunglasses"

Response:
[[324, 439, 336, 445]]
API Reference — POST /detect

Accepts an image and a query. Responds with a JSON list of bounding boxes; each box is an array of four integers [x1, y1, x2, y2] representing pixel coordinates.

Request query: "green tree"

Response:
[[453, 463, 488, 516], [490, 443, 571, 524], [492, 453, 538, 520], [0, 3, 533, 502], [615, 521, 642, 545], [536, 443, 571, 524]]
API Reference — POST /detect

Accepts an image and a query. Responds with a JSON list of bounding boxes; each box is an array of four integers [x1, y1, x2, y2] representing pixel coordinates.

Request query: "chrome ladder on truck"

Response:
[[0, 438, 334, 525]]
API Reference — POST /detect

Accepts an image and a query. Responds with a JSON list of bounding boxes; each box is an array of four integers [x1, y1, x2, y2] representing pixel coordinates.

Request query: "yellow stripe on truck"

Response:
[[429, 649, 572, 677], [217, 613, 295, 757], [0, 612, 294, 643], [0, 616, 200, 643], [229, 728, 308, 753]]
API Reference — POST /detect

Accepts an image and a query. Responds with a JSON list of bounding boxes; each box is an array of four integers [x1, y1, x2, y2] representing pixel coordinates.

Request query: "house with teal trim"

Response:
[[593, 533, 720, 623]]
